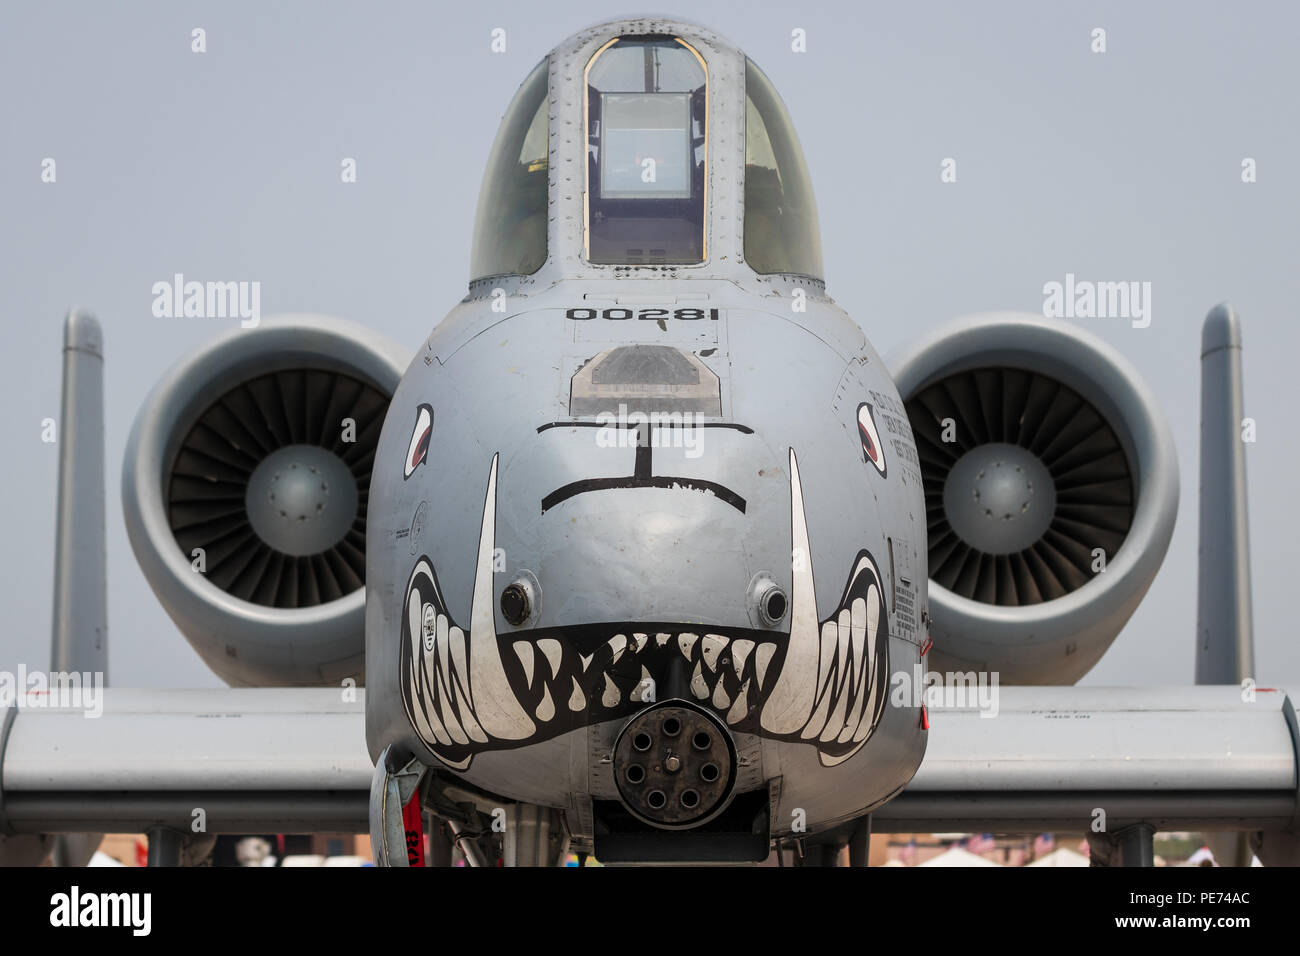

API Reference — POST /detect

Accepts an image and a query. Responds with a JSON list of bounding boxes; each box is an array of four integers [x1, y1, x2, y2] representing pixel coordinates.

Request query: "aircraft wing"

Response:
[[877, 686, 1299, 834], [2, 687, 1295, 838], [0, 689, 371, 835]]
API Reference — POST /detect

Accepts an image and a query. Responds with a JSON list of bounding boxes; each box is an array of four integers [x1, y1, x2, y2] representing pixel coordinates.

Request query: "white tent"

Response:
[[918, 846, 1002, 867], [1183, 846, 1218, 866], [1027, 847, 1089, 867]]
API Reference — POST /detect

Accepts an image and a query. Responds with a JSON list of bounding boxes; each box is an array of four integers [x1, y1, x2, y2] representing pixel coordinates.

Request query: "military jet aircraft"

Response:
[[5, 16, 1293, 869], [358, 17, 1177, 863]]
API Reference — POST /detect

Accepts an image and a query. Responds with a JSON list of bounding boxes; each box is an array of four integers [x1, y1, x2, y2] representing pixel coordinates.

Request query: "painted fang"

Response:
[[399, 455, 534, 770], [403, 404, 433, 479], [759, 450, 890, 765]]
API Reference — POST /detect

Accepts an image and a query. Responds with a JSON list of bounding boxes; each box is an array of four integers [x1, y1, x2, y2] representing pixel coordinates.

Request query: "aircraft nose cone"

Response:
[[245, 444, 359, 556], [943, 442, 1056, 554]]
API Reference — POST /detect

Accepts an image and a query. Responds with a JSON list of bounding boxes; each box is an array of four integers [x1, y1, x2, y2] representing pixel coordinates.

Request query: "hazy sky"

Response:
[[2, 0, 1296, 692]]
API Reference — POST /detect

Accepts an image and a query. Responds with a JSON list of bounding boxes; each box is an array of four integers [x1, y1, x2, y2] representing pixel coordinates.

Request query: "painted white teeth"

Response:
[[817, 574, 884, 749], [429, 614, 450, 704], [634, 665, 654, 701], [422, 660, 451, 743], [416, 688, 449, 747], [513, 641, 535, 689], [602, 673, 621, 708], [537, 639, 562, 680], [690, 661, 708, 699], [408, 642, 441, 744], [407, 591, 422, 654], [754, 642, 777, 689], [449, 625, 470, 695], [438, 635, 468, 747], [850, 586, 883, 743], [820, 670, 851, 743], [536, 683, 555, 722], [567, 677, 585, 711], [841, 611, 870, 744], [842, 629, 863, 738], [836, 608, 851, 679], [701, 634, 727, 671], [406, 587, 444, 746], [801, 683, 833, 740], [456, 678, 488, 744], [727, 679, 751, 725], [849, 598, 866, 696], [818, 620, 837, 695], [445, 621, 487, 743], [608, 634, 627, 665], [731, 639, 754, 679], [866, 586, 880, 653], [406, 452, 890, 770], [838, 690, 862, 743], [712, 680, 731, 711], [851, 670, 877, 742], [440, 701, 467, 744], [436, 621, 467, 745], [851, 582, 882, 742]]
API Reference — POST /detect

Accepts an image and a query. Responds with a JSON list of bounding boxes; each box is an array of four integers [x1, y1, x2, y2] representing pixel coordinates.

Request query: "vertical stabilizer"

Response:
[[1196, 303, 1255, 685], [51, 308, 108, 679], [1196, 303, 1256, 868], [50, 308, 107, 868]]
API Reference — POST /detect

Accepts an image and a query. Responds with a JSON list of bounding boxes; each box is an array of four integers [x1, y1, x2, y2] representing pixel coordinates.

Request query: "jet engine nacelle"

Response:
[[122, 315, 408, 686], [890, 312, 1178, 684]]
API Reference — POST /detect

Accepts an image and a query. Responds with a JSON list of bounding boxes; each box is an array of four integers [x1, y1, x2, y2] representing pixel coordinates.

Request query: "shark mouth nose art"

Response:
[[399, 451, 890, 771]]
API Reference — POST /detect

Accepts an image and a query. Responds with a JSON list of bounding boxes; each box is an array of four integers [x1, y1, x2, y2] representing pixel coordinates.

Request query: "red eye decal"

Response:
[[857, 403, 887, 477], [404, 404, 434, 480]]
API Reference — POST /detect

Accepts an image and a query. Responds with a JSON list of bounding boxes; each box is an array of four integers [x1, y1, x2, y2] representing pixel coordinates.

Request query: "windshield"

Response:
[[744, 58, 823, 279], [470, 58, 549, 280], [585, 37, 708, 265]]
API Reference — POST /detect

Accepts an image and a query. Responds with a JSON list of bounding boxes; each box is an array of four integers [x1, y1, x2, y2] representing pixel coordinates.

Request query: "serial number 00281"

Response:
[[565, 307, 720, 321]]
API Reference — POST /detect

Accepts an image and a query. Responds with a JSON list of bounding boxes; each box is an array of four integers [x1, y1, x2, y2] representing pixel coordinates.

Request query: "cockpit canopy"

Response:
[[469, 58, 550, 282], [469, 32, 824, 282], [742, 58, 822, 279]]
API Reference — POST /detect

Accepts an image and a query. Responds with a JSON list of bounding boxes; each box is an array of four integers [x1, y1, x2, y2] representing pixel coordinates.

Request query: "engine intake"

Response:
[[890, 312, 1178, 684], [122, 315, 409, 686]]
